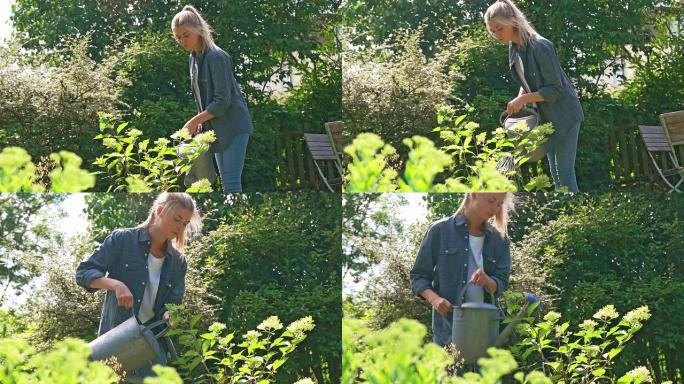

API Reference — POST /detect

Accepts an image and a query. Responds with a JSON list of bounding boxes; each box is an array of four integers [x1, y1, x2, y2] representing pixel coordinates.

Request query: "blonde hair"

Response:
[[172, 5, 218, 52], [139, 193, 202, 253], [457, 193, 515, 235], [484, 0, 538, 47]]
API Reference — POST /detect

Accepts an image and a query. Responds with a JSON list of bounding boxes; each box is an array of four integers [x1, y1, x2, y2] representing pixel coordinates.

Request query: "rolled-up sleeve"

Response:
[[205, 52, 234, 118], [410, 223, 439, 296], [489, 236, 511, 296], [75, 230, 121, 293], [534, 41, 564, 104]]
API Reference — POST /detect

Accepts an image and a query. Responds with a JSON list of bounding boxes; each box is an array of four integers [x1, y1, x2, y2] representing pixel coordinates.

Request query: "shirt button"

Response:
[[463, 263, 467, 267], [137, 299, 141, 303], [125, 263, 128, 267], [142, 281, 146, 285]]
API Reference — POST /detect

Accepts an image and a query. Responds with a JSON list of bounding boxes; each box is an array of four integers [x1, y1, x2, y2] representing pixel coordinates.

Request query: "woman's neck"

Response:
[[462, 210, 486, 236], [147, 225, 167, 257], [192, 40, 205, 55]]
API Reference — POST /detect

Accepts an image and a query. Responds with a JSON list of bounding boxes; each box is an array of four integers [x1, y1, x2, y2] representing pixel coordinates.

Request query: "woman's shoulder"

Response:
[[529, 34, 556, 52], [205, 47, 231, 61]]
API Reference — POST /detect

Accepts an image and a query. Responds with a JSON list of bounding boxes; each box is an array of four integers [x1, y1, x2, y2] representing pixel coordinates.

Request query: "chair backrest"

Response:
[[324, 121, 345, 155], [304, 133, 338, 161], [660, 110, 684, 146], [638, 125, 674, 153]]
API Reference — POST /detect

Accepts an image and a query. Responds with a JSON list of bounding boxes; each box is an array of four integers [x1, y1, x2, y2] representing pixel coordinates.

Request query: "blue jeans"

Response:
[[214, 133, 249, 192], [547, 122, 580, 192]]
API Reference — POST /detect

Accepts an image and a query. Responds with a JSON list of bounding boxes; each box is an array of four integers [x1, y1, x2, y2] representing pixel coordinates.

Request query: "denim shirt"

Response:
[[410, 213, 511, 346], [75, 227, 187, 337], [509, 35, 584, 148], [190, 47, 254, 153]]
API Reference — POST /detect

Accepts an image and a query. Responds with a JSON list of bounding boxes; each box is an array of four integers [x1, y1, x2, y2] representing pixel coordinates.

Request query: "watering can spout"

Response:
[[494, 292, 540, 348]]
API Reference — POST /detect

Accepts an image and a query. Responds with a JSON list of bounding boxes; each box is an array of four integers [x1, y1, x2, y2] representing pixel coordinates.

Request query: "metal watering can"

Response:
[[500, 107, 546, 162], [451, 283, 540, 364], [88, 312, 176, 373]]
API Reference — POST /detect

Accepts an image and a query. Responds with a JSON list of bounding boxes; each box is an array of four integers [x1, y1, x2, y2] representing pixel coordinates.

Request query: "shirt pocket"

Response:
[[123, 261, 144, 271]]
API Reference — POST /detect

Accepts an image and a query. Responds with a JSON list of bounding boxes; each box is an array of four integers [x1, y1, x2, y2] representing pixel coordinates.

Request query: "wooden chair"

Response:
[[304, 133, 342, 192], [324, 121, 345, 162], [660, 110, 684, 147], [638, 125, 684, 192]]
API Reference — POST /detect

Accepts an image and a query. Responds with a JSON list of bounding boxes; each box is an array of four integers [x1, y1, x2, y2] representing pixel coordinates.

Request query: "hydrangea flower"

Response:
[[593, 304, 619, 321], [257, 316, 283, 331], [287, 316, 315, 337], [623, 306, 651, 327]]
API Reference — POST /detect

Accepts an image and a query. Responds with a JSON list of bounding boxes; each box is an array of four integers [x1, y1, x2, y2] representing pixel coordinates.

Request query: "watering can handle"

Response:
[[142, 318, 172, 339], [128, 307, 171, 339], [458, 282, 497, 308], [499, 107, 540, 126]]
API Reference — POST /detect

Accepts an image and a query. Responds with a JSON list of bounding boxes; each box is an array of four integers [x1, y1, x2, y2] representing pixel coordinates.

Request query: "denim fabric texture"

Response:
[[75, 227, 187, 337], [190, 47, 253, 154], [410, 213, 511, 346]]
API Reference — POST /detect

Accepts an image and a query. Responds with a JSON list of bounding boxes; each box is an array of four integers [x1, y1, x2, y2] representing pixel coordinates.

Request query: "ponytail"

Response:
[[484, 0, 538, 47], [172, 5, 218, 52]]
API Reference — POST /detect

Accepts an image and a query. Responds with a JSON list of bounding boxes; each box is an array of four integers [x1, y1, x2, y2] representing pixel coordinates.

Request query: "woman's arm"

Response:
[[532, 39, 565, 104], [90, 277, 134, 309], [508, 91, 546, 114], [76, 231, 120, 293], [419, 288, 453, 317], [184, 110, 216, 134]]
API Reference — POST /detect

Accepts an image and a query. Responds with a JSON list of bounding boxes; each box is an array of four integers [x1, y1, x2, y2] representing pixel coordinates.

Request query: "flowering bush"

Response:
[[343, 110, 553, 192], [343, 304, 659, 383], [512, 305, 654, 383], [0, 336, 182, 384], [93, 113, 216, 192], [166, 305, 316, 384]]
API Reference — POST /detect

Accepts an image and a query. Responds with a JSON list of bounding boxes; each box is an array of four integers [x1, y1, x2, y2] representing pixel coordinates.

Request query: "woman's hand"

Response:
[[470, 268, 497, 294], [163, 311, 175, 328], [113, 281, 134, 310], [430, 296, 453, 317], [507, 95, 527, 115], [183, 118, 203, 135]]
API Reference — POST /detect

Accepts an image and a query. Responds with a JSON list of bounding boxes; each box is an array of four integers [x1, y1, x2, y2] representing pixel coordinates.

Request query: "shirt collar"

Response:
[[452, 212, 494, 235], [136, 227, 176, 258]]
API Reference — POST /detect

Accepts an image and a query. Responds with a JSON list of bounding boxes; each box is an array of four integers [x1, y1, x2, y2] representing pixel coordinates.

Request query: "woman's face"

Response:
[[487, 20, 516, 44], [469, 193, 507, 222], [155, 205, 193, 241], [173, 26, 202, 52]]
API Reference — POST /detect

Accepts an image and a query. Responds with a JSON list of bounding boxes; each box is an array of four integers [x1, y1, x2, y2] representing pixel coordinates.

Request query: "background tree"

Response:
[[0, 194, 64, 303]]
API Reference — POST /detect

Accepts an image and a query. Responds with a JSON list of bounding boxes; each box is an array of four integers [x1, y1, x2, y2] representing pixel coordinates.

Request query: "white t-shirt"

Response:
[[464, 235, 485, 303], [138, 253, 165, 323]]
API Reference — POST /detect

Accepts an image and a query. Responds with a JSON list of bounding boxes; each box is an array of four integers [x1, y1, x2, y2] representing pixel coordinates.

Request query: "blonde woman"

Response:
[[410, 193, 513, 347], [173, 5, 253, 192], [76, 193, 201, 378], [486, 0, 584, 192]]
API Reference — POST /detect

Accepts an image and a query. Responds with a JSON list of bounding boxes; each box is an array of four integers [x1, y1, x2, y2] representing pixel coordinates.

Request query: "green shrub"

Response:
[[0, 147, 95, 192], [512, 305, 652, 383], [515, 193, 684, 382], [93, 113, 215, 192], [343, 317, 552, 384], [0, 36, 125, 169], [167, 305, 315, 384], [342, 107, 555, 192], [343, 30, 456, 162]]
